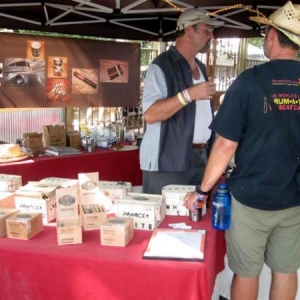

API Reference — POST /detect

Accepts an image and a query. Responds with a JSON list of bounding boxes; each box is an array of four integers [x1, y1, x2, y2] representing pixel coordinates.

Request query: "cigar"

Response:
[[107, 64, 123, 80], [73, 71, 97, 89]]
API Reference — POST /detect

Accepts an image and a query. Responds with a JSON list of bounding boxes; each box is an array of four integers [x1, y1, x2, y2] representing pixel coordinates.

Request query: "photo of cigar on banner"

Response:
[[46, 78, 70, 103], [99, 59, 129, 83], [72, 68, 98, 94]]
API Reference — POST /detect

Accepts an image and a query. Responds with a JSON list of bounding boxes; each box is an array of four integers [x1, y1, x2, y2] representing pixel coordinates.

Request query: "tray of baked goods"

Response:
[[0, 144, 31, 163]]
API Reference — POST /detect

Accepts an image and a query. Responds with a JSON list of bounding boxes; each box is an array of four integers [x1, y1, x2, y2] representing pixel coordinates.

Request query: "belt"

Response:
[[192, 143, 208, 149]]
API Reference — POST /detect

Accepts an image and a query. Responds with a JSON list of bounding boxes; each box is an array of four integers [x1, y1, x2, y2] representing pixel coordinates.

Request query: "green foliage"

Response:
[[247, 37, 264, 49]]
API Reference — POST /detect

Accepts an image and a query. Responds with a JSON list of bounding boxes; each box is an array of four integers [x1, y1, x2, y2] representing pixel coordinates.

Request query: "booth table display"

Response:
[[0, 211, 225, 300], [0, 148, 142, 186]]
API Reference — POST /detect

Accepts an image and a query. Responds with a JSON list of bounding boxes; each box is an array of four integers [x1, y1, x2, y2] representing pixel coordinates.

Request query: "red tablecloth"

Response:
[[0, 211, 225, 300], [0, 148, 142, 186]]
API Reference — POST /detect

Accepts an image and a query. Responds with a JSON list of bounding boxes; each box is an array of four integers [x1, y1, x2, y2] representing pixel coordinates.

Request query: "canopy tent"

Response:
[[0, 0, 289, 41]]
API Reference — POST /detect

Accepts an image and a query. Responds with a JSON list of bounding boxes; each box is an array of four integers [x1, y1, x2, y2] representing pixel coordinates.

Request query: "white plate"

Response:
[[0, 154, 30, 163], [112, 145, 139, 151]]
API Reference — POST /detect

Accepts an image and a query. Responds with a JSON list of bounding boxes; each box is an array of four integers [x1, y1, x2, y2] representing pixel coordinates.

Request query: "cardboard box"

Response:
[[0, 192, 15, 208], [80, 203, 107, 231], [0, 208, 19, 237], [23, 132, 44, 155], [14, 183, 57, 224], [6, 212, 43, 240], [0, 174, 22, 192], [162, 185, 206, 216], [67, 131, 82, 149], [100, 217, 134, 247], [43, 125, 66, 147], [56, 217, 82, 245], [116, 193, 166, 231]]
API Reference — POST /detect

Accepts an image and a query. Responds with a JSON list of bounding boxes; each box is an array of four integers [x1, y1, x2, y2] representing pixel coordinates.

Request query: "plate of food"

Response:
[[0, 144, 31, 163]]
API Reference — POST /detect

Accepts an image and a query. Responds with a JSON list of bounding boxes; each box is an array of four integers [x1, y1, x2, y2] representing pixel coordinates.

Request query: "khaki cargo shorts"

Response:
[[226, 196, 300, 278]]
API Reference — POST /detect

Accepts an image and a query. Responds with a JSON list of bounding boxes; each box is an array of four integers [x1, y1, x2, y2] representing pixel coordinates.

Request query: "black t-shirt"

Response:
[[211, 60, 300, 210]]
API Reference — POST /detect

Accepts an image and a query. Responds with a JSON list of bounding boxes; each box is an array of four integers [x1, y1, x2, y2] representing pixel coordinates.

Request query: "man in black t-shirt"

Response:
[[184, 2, 300, 300]]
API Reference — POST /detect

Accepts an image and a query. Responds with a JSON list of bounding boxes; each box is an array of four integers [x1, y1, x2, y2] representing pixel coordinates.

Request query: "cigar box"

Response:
[[80, 203, 107, 231], [0, 192, 15, 208], [100, 217, 134, 247], [56, 186, 79, 219], [98, 180, 132, 200], [56, 186, 82, 245], [0, 174, 22, 192], [40, 177, 79, 199], [162, 185, 206, 217], [40, 177, 79, 188], [115, 193, 166, 231], [14, 183, 57, 224], [78, 172, 100, 204], [56, 217, 82, 246], [98, 180, 132, 212], [6, 212, 43, 240], [0, 208, 19, 237]]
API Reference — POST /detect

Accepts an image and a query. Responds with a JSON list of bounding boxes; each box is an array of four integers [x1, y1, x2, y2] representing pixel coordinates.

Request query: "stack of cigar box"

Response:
[[78, 172, 107, 230], [56, 185, 82, 245]]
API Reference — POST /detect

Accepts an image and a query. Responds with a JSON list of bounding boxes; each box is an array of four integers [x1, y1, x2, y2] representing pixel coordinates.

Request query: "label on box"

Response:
[[15, 183, 57, 224], [116, 193, 166, 231], [78, 172, 100, 204], [56, 186, 79, 219], [162, 185, 206, 216]]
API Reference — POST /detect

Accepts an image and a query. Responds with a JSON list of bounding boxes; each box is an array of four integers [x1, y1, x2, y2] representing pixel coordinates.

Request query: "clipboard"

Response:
[[143, 228, 206, 262]]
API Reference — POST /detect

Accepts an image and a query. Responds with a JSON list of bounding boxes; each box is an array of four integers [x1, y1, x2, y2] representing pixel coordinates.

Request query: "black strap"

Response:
[[254, 66, 300, 167]]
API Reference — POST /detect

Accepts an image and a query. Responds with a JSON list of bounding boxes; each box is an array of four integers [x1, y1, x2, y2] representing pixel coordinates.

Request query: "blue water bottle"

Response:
[[212, 183, 231, 230]]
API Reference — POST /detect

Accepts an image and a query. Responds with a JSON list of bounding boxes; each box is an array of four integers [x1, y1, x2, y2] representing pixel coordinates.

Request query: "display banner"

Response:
[[0, 33, 141, 108]]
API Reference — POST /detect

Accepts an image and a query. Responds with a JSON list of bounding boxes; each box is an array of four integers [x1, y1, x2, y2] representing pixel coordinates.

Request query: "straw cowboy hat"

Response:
[[250, 1, 300, 46]]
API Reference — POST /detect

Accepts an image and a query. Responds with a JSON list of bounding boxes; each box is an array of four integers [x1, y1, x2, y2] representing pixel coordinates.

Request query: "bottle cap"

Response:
[[217, 183, 229, 194]]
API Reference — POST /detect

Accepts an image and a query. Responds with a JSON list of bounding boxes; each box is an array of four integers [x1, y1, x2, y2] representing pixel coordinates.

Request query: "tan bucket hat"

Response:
[[250, 1, 300, 46]]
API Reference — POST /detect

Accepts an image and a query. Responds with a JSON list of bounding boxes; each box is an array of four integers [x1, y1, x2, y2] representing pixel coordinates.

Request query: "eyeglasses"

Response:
[[196, 25, 214, 35]]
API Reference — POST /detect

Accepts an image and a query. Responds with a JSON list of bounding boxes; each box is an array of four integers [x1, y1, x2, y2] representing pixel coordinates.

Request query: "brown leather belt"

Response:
[[192, 143, 208, 149]]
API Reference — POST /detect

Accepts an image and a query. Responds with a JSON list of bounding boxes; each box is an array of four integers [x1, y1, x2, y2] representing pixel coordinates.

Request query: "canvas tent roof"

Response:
[[0, 0, 290, 41]]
